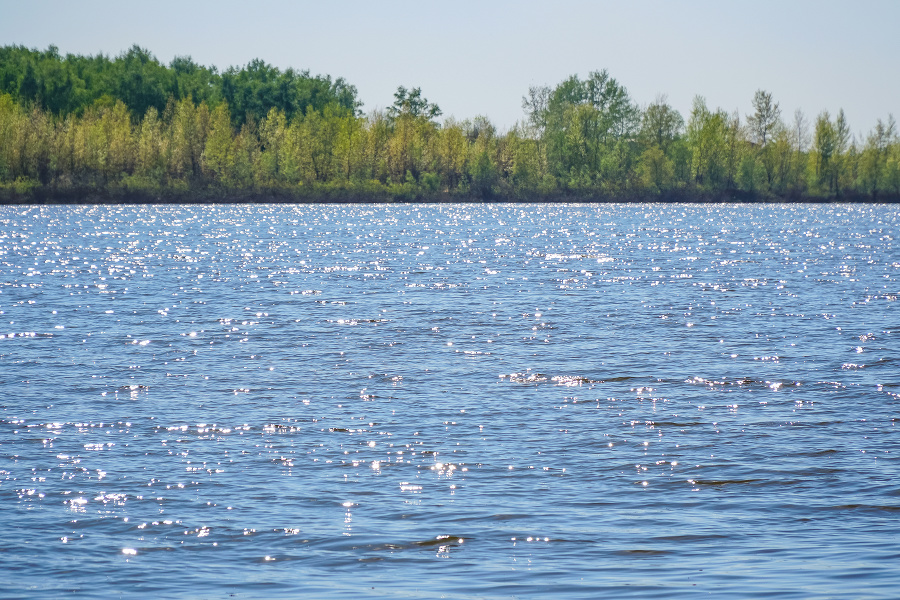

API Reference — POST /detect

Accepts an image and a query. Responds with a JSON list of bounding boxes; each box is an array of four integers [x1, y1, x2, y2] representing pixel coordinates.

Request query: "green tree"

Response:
[[115, 45, 173, 120], [0, 93, 25, 182], [388, 86, 441, 121], [434, 117, 468, 191], [747, 90, 781, 147], [257, 107, 288, 185], [833, 109, 851, 193], [542, 70, 640, 188], [136, 106, 165, 181], [330, 105, 364, 182], [103, 100, 135, 181], [639, 146, 674, 193], [166, 97, 208, 180], [170, 55, 218, 105], [385, 87, 441, 183], [687, 97, 730, 190], [640, 95, 684, 154], [857, 115, 896, 198], [884, 136, 900, 196], [746, 90, 784, 189], [202, 103, 235, 184], [810, 111, 837, 195]]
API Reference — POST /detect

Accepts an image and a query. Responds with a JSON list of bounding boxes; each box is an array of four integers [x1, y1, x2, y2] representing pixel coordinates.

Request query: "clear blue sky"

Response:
[[2, 0, 897, 135]]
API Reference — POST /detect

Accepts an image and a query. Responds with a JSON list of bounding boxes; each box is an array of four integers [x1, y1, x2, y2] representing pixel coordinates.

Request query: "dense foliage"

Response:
[[1, 45, 898, 202]]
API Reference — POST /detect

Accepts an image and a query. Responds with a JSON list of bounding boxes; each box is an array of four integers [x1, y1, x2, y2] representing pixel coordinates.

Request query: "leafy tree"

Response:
[[219, 60, 360, 128], [114, 45, 172, 120], [136, 107, 165, 181], [833, 109, 851, 193], [468, 149, 499, 198], [170, 56, 218, 106], [0, 94, 25, 181], [384, 87, 441, 182], [640, 96, 684, 153], [103, 100, 136, 181], [18, 61, 40, 105], [434, 117, 468, 191], [166, 98, 208, 179], [745, 90, 784, 189], [542, 70, 640, 189], [388, 86, 441, 121], [522, 86, 550, 134], [332, 105, 364, 182], [857, 115, 896, 198], [810, 111, 837, 195], [747, 90, 781, 147], [465, 116, 500, 196], [788, 109, 810, 194], [202, 103, 235, 183], [687, 97, 730, 189], [884, 137, 900, 196], [231, 119, 258, 188], [769, 124, 795, 194], [639, 146, 674, 192], [257, 107, 288, 185]]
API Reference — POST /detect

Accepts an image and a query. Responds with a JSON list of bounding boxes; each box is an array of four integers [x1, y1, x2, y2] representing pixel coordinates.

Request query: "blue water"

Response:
[[1, 203, 898, 599]]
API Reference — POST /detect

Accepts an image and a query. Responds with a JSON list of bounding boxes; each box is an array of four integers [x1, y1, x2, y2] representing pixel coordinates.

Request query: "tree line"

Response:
[[1, 45, 898, 202]]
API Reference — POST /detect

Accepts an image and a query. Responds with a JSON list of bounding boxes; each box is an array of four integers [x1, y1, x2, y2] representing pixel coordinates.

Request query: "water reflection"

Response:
[[0, 203, 898, 598]]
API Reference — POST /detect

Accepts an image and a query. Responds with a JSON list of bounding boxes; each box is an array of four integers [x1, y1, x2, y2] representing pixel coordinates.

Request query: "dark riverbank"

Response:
[[2, 185, 897, 205]]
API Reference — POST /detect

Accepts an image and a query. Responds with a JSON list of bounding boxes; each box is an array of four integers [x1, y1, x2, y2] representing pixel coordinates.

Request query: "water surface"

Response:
[[1, 203, 898, 598]]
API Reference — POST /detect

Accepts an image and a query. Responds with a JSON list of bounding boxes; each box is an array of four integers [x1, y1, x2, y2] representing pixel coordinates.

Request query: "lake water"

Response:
[[1, 203, 898, 599]]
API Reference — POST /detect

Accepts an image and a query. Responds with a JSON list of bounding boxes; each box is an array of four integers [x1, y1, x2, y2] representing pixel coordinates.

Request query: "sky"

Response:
[[2, 0, 898, 136]]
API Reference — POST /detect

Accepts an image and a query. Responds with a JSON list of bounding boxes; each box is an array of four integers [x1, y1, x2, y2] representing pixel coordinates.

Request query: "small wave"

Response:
[[688, 479, 763, 487], [826, 504, 900, 513], [0, 331, 54, 340], [685, 376, 801, 390], [500, 373, 635, 386]]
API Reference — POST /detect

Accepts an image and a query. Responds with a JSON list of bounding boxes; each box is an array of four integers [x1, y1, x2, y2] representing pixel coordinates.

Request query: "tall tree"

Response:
[[388, 86, 441, 121], [747, 90, 781, 147], [541, 70, 640, 189], [640, 95, 684, 153], [687, 96, 732, 190], [201, 102, 234, 184], [857, 115, 896, 198], [810, 111, 837, 195]]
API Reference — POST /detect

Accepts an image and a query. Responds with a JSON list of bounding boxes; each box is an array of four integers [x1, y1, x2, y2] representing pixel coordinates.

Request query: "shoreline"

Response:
[[2, 187, 897, 205]]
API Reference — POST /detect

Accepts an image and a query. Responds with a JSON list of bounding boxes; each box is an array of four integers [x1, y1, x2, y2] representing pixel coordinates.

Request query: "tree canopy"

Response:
[[1, 44, 897, 202], [0, 44, 359, 126]]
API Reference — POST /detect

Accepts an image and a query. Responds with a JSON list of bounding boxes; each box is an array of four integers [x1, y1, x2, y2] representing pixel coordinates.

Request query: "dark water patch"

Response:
[[688, 479, 765, 486], [653, 534, 731, 543], [826, 504, 900, 513]]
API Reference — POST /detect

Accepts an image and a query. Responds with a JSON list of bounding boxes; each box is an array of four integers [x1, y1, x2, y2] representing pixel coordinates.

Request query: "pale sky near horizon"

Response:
[[2, 0, 897, 137]]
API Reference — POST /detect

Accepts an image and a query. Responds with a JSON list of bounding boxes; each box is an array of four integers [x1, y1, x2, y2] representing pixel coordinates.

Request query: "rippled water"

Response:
[[1, 203, 898, 598]]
